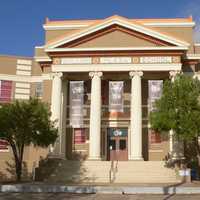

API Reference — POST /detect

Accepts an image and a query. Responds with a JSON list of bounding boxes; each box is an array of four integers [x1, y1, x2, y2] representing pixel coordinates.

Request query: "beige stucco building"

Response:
[[0, 15, 200, 181]]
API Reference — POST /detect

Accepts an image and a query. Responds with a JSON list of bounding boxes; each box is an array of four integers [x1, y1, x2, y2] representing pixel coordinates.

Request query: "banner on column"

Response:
[[69, 81, 84, 128], [109, 81, 124, 112], [148, 80, 163, 111]]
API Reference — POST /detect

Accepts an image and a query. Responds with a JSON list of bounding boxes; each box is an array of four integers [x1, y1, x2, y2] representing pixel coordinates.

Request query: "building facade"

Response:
[[1, 15, 200, 179]]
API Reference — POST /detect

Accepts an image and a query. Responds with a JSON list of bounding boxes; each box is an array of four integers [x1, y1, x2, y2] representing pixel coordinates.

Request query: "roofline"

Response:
[[43, 22, 195, 30], [34, 57, 52, 62], [186, 54, 200, 60], [46, 18, 190, 49], [0, 54, 33, 59], [45, 46, 188, 52]]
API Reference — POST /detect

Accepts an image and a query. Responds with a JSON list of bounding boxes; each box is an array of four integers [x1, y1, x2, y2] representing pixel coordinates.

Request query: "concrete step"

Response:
[[36, 160, 179, 183]]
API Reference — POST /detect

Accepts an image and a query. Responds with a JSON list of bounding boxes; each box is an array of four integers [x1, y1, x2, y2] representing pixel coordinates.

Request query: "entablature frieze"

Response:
[[53, 56, 181, 65]]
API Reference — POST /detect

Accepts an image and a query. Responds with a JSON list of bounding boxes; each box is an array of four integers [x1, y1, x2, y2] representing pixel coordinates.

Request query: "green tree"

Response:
[[0, 98, 58, 181], [150, 74, 200, 169]]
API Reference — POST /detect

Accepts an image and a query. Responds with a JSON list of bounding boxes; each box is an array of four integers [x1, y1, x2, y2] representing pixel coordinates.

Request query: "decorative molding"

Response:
[[45, 46, 188, 52], [132, 57, 140, 64], [140, 56, 172, 64], [89, 71, 103, 78], [129, 71, 143, 77], [17, 59, 32, 65], [60, 57, 92, 64], [51, 72, 63, 79], [57, 56, 180, 65], [43, 24, 88, 30], [172, 56, 181, 63], [53, 58, 61, 64], [92, 57, 100, 64], [34, 57, 52, 62], [52, 63, 182, 72], [144, 22, 195, 27], [0, 74, 51, 83], [16, 71, 31, 76], [100, 57, 132, 64], [16, 65, 32, 71]]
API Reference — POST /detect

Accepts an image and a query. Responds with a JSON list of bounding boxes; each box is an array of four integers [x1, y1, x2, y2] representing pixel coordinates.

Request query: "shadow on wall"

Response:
[[35, 155, 98, 184], [0, 159, 31, 183]]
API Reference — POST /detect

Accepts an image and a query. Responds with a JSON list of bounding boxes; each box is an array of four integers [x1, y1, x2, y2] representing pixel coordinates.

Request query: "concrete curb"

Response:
[[1, 184, 200, 194]]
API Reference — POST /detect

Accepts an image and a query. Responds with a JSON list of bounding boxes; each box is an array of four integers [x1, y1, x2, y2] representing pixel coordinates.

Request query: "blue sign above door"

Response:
[[108, 128, 128, 137]]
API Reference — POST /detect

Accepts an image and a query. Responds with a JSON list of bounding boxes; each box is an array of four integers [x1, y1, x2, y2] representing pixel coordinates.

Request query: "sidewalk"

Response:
[[1, 182, 200, 194]]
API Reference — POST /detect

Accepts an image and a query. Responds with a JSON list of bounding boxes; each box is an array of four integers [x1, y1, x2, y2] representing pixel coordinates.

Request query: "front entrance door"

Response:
[[107, 128, 128, 161]]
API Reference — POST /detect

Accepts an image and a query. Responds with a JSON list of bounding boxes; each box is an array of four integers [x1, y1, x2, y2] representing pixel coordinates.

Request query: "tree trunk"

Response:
[[195, 137, 200, 177], [16, 159, 22, 182], [10, 142, 23, 181]]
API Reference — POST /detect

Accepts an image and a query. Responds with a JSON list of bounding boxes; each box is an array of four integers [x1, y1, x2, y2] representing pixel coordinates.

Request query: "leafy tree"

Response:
[[0, 98, 58, 181], [150, 74, 200, 169]]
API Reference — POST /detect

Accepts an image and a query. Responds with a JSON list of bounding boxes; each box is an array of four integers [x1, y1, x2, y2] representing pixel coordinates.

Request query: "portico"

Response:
[[34, 14, 198, 162], [49, 58, 181, 161]]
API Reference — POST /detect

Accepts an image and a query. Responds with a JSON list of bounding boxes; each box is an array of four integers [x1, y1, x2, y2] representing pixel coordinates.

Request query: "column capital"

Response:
[[51, 72, 63, 79], [89, 71, 103, 78], [129, 71, 143, 78], [169, 70, 181, 79]]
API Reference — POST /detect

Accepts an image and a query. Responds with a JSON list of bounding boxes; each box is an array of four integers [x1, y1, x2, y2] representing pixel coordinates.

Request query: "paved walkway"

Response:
[[1, 193, 200, 200], [1, 182, 200, 194]]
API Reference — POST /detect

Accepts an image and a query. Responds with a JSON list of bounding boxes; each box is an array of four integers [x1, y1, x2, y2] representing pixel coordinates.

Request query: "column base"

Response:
[[88, 156, 102, 161], [129, 156, 144, 161]]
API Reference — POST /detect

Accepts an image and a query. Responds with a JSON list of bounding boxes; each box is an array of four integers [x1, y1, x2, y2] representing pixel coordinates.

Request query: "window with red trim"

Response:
[[150, 130, 162, 144], [74, 128, 86, 144], [0, 139, 9, 151], [0, 80, 12, 103]]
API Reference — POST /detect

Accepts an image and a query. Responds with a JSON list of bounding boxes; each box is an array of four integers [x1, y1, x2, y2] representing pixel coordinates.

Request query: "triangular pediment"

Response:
[[65, 28, 164, 48], [46, 15, 189, 50]]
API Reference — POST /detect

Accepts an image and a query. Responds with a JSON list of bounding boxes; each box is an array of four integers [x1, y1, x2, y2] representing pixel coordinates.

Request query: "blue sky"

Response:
[[0, 0, 200, 57]]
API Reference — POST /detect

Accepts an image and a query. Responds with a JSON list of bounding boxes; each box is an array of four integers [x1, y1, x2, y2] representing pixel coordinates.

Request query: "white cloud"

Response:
[[178, 1, 200, 42]]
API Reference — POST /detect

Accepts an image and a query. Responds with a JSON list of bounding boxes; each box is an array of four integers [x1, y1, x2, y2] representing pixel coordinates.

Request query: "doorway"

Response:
[[107, 128, 128, 161]]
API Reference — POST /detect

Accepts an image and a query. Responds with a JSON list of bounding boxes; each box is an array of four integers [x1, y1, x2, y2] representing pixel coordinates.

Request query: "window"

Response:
[[74, 128, 86, 144], [119, 139, 126, 150], [109, 140, 116, 150], [0, 80, 12, 103], [0, 139, 9, 152], [150, 130, 161, 144], [35, 82, 43, 98]]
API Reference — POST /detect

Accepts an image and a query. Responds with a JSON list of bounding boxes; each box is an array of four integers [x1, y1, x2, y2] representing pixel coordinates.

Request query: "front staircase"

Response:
[[36, 159, 180, 183]]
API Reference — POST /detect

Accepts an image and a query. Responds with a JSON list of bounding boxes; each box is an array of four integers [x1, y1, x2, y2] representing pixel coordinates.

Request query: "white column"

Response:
[[50, 72, 63, 154], [129, 71, 143, 160], [88, 71, 103, 160], [169, 71, 177, 155], [60, 80, 68, 157], [169, 70, 184, 159]]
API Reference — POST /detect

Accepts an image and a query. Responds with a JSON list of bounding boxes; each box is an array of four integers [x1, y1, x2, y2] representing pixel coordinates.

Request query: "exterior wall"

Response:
[[154, 26, 194, 53], [0, 55, 23, 75], [75, 30, 158, 48], [42, 80, 52, 103], [0, 145, 48, 181], [0, 55, 49, 181], [45, 29, 81, 43], [154, 27, 193, 44]]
